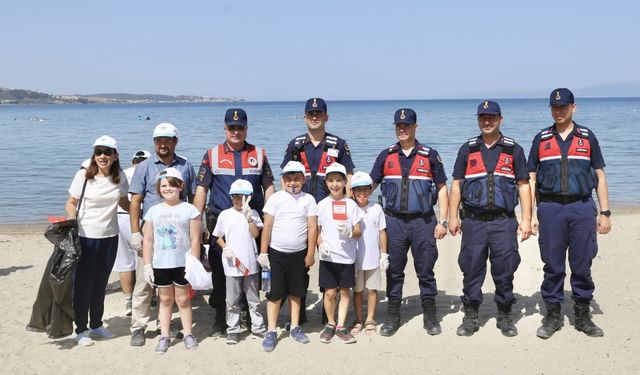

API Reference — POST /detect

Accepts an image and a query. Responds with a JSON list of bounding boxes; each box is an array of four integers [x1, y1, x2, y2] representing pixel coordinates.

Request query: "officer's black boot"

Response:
[[496, 303, 518, 337], [456, 303, 479, 336], [536, 301, 563, 339], [380, 299, 401, 337], [422, 299, 441, 335], [574, 302, 604, 337]]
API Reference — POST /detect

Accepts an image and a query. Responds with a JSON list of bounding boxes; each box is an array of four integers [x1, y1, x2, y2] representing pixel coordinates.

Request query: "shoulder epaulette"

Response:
[[387, 144, 399, 153], [467, 137, 480, 146], [501, 136, 515, 146], [325, 135, 338, 148], [416, 145, 431, 157], [575, 127, 590, 138], [540, 127, 554, 140]]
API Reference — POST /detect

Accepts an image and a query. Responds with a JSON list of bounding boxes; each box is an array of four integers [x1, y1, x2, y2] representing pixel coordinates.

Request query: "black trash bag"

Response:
[[26, 219, 81, 338], [45, 219, 82, 285]]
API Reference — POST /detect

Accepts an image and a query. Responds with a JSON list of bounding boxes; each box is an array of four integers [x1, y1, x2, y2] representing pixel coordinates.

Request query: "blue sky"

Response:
[[2, 0, 639, 100]]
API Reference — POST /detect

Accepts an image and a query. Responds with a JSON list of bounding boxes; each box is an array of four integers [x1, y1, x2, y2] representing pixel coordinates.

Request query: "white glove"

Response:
[[143, 264, 155, 286], [379, 253, 390, 272], [319, 242, 333, 256], [257, 253, 270, 268], [337, 224, 353, 238], [242, 195, 253, 222], [131, 232, 143, 252], [222, 245, 236, 262]]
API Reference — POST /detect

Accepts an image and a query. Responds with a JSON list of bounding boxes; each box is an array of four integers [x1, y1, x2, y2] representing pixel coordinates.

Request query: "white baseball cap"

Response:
[[281, 161, 306, 175], [325, 162, 347, 177], [157, 167, 183, 182], [132, 149, 151, 161], [229, 179, 253, 195], [153, 122, 178, 138], [93, 135, 118, 150], [351, 171, 373, 188]]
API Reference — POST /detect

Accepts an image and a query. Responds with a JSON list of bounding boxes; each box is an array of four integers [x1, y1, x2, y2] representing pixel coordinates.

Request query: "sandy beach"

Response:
[[2, 210, 639, 374]]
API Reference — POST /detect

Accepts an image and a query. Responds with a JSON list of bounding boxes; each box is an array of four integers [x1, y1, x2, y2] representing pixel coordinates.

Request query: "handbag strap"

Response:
[[75, 176, 88, 219]]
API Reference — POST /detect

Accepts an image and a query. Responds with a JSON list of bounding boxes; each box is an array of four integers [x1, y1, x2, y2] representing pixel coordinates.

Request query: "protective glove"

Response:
[[319, 242, 333, 256], [143, 264, 155, 286], [257, 253, 270, 268], [379, 253, 390, 272], [131, 232, 143, 252], [337, 224, 353, 238], [242, 195, 253, 222], [222, 245, 236, 262]]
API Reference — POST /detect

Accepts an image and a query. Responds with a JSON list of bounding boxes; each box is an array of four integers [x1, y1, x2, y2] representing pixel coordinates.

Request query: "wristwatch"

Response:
[[599, 210, 611, 218], [438, 220, 448, 229]]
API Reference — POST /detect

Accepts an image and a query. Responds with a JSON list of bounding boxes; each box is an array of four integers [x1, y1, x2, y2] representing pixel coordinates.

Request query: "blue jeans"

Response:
[[73, 236, 118, 334]]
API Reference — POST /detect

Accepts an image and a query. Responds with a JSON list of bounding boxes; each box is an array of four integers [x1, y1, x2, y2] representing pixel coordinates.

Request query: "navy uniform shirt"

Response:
[[527, 123, 605, 173], [281, 132, 355, 201], [370, 140, 448, 187], [452, 134, 529, 181], [196, 142, 274, 215]]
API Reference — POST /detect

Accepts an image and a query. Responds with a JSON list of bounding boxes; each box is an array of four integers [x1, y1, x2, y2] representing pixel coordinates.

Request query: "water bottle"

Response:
[[261, 266, 271, 292]]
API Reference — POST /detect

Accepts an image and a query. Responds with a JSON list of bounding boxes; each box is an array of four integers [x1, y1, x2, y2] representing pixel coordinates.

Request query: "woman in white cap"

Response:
[[65, 135, 130, 346]]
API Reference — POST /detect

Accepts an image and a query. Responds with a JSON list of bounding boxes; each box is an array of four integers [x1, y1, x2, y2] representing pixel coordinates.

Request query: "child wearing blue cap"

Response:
[[350, 171, 388, 336], [142, 167, 201, 354], [212, 179, 267, 344]]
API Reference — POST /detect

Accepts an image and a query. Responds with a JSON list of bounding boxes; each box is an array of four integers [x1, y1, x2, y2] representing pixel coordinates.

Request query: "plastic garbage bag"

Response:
[[45, 219, 82, 285], [185, 253, 212, 290]]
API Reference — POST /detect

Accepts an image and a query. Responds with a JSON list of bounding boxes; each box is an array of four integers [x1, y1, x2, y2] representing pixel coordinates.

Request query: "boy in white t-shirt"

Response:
[[350, 171, 388, 336], [257, 161, 318, 352], [212, 179, 267, 345], [316, 163, 364, 344]]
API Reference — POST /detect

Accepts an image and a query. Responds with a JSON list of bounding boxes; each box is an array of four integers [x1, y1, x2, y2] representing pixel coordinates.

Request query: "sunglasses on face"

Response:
[[94, 148, 115, 156]]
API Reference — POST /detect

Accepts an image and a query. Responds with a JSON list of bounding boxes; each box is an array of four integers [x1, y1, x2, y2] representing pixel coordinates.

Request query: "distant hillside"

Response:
[[0, 88, 243, 104]]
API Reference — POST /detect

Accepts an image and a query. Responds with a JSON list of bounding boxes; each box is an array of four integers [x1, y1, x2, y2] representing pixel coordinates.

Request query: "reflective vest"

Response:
[[207, 143, 265, 214], [381, 144, 436, 214], [291, 134, 340, 201], [462, 136, 518, 213], [536, 126, 594, 197]]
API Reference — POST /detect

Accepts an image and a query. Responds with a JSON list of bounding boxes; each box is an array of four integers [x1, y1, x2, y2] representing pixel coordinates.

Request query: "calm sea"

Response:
[[1, 98, 638, 224]]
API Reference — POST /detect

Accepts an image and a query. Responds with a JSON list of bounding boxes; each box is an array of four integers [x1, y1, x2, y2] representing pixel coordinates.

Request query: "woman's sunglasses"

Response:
[[94, 148, 115, 156]]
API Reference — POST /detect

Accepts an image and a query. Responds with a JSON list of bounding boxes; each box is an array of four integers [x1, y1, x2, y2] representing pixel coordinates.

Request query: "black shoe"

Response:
[[211, 319, 227, 337], [380, 299, 401, 337], [496, 303, 518, 337], [130, 328, 146, 346], [421, 299, 441, 335], [456, 303, 479, 337], [536, 302, 563, 339], [574, 302, 604, 337], [226, 332, 240, 345]]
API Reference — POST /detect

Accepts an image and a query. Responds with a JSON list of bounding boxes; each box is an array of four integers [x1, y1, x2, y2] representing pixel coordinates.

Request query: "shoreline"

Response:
[[4, 204, 639, 235]]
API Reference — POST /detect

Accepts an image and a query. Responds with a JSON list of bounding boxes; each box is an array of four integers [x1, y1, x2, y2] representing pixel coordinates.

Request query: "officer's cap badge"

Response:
[[555, 91, 561, 100], [312, 98, 318, 108], [483, 101, 489, 109], [233, 111, 239, 121], [400, 110, 406, 120]]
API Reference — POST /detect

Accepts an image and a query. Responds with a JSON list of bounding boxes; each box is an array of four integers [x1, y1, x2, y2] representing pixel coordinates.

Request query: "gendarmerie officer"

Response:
[[448, 100, 532, 337], [370, 108, 449, 337], [528, 88, 611, 339], [281, 97, 355, 324], [193, 108, 275, 335]]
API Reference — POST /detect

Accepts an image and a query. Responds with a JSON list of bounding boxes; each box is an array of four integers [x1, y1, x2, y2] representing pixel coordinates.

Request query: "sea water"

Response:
[[1, 98, 638, 224]]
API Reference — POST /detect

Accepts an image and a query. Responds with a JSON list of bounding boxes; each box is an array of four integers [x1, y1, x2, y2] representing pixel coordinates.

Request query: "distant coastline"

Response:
[[0, 87, 243, 104]]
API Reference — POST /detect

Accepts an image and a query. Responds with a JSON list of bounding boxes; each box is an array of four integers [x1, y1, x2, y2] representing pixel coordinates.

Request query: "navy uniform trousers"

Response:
[[458, 216, 520, 305], [386, 214, 438, 301], [537, 198, 598, 304]]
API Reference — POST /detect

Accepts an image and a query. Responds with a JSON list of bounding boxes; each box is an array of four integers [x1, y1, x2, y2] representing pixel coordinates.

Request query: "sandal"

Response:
[[364, 320, 377, 335], [350, 320, 363, 334]]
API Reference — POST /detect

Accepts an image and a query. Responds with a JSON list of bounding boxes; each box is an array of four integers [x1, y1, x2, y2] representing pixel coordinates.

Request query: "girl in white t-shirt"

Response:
[[350, 171, 388, 336], [142, 167, 201, 354], [316, 163, 364, 344]]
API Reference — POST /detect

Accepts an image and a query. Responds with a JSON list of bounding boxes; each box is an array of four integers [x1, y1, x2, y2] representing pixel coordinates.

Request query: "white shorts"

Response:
[[354, 268, 382, 293], [113, 213, 136, 272]]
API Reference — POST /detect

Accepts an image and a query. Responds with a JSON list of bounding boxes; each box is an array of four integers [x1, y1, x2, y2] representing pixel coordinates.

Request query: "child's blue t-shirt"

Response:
[[144, 202, 200, 268]]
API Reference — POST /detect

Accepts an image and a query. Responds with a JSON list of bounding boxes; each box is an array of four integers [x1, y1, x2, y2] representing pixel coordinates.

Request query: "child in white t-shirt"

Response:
[[258, 161, 318, 352], [316, 163, 364, 344], [212, 179, 267, 345], [142, 168, 201, 354], [350, 171, 388, 336]]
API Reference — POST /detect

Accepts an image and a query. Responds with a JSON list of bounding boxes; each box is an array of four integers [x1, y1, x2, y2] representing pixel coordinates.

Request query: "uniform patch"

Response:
[[197, 165, 207, 182], [419, 159, 424, 167], [247, 156, 258, 167], [578, 139, 584, 146], [576, 147, 588, 153], [544, 143, 551, 150], [387, 161, 395, 169], [327, 148, 339, 158], [504, 156, 511, 165], [417, 168, 430, 173], [470, 159, 477, 167]]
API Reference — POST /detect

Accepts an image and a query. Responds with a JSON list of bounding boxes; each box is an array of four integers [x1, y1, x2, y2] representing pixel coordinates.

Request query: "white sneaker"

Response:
[[75, 331, 94, 346], [89, 326, 114, 339]]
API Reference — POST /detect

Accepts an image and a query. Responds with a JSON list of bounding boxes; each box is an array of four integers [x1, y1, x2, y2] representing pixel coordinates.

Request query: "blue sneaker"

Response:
[[290, 326, 310, 344], [261, 331, 277, 352]]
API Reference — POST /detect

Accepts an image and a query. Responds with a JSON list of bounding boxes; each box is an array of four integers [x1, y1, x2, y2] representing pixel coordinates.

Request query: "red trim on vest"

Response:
[[383, 152, 432, 177], [465, 150, 514, 176], [299, 150, 336, 174], [539, 136, 591, 160]]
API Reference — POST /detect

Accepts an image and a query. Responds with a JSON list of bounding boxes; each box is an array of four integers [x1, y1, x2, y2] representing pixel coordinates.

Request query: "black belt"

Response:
[[384, 209, 428, 220], [538, 195, 588, 204], [462, 210, 515, 222]]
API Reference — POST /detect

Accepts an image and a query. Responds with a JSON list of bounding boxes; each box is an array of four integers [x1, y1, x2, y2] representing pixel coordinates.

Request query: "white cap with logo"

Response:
[[229, 179, 253, 195], [281, 161, 306, 175], [157, 167, 183, 182], [351, 171, 373, 188], [325, 162, 347, 177], [153, 122, 178, 138], [93, 135, 118, 150]]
